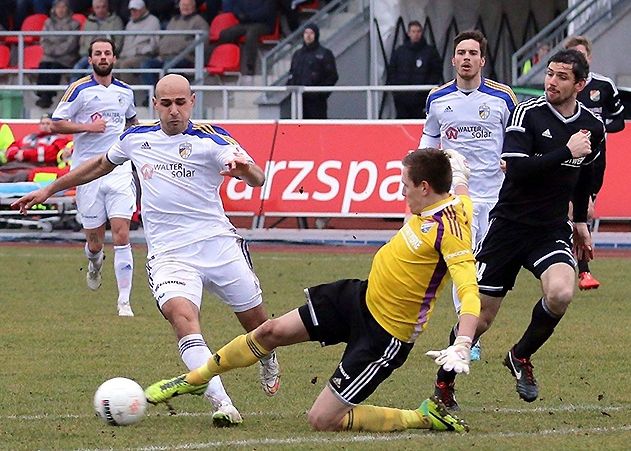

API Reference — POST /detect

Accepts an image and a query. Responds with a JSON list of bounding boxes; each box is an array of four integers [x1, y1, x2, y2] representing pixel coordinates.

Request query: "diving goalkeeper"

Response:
[[145, 148, 479, 433]]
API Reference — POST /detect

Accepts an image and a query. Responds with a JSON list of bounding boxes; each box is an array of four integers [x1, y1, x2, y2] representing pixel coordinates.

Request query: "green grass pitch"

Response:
[[1, 245, 630, 450]]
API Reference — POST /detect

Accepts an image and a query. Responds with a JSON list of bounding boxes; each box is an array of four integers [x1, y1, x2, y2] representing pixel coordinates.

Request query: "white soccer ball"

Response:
[[93, 377, 147, 426]]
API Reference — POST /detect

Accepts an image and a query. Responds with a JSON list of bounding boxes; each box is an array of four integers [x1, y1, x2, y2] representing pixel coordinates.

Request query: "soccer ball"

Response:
[[93, 377, 147, 426]]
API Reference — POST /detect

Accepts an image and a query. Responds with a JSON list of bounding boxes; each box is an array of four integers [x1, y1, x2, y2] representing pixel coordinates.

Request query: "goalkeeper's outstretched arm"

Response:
[[443, 148, 470, 195]]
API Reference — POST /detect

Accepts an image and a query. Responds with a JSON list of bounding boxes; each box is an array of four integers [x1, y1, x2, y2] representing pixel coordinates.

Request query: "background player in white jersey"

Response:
[[14, 74, 280, 427], [419, 30, 517, 365], [564, 35, 626, 290], [50, 38, 137, 317]]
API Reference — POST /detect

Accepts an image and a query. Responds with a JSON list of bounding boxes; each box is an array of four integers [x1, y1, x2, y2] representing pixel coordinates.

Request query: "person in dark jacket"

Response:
[[217, 0, 276, 75], [287, 23, 338, 119], [387, 20, 442, 119]]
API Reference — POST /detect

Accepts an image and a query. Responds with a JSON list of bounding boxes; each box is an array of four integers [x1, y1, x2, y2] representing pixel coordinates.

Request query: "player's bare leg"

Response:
[[235, 305, 282, 396], [161, 297, 242, 426], [84, 225, 106, 291]]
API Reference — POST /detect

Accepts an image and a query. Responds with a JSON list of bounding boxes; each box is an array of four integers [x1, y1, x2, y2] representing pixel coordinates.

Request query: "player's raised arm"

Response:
[[220, 154, 266, 187], [11, 154, 116, 213], [50, 117, 108, 134]]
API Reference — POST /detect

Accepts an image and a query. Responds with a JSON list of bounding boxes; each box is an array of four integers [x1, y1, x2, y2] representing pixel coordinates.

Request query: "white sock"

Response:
[[84, 243, 104, 269], [178, 334, 233, 408], [113, 244, 133, 305]]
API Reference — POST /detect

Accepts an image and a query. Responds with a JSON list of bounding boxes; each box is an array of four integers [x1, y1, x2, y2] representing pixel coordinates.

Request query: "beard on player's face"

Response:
[[92, 62, 114, 76]]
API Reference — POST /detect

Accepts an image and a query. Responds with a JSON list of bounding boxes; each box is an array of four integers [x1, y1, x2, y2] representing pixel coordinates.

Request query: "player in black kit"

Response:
[[430, 49, 605, 410], [564, 35, 625, 290]]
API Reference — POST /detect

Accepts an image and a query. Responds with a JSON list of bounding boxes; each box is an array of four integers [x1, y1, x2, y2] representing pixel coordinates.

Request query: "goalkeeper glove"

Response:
[[443, 149, 470, 189], [426, 336, 472, 374]]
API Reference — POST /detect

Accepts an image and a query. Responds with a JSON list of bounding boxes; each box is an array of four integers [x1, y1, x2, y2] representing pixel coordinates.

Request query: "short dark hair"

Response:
[[88, 37, 116, 57], [408, 20, 422, 31], [453, 30, 487, 58], [402, 148, 452, 194], [547, 49, 589, 82]]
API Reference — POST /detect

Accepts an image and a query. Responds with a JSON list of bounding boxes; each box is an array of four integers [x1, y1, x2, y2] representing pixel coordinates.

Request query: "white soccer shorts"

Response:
[[146, 235, 263, 313], [452, 199, 495, 313], [472, 201, 494, 250], [75, 165, 136, 230]]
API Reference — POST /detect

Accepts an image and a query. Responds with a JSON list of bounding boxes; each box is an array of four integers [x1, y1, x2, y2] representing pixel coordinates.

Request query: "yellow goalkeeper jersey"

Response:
[[366, 194, 480, 343]]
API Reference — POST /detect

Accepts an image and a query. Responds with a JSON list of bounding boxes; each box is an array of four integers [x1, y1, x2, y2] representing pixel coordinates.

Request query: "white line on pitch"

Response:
[[3, 403, 629, 421], [77, 424, 631, 451]]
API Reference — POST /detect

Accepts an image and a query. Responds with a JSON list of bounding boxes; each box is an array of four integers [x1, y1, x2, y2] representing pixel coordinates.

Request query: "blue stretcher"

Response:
[[0, 182, 77, 232]]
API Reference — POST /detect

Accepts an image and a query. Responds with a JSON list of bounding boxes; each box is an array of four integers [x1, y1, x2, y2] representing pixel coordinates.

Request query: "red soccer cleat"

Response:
[[578, 272, 600, 290]]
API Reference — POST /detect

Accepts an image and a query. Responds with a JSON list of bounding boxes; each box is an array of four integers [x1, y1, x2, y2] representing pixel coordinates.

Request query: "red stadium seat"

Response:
[[4, 13, 48, 45], [209, 12, 240, 42], [23, 45, 43, 69], [72, 13, 87, 30], [298, 0, 320, 12], [237, 15, 281, 45], [259, 15, 281, 44], [206, 43, 241, 75], [0, 44, 11, 69]]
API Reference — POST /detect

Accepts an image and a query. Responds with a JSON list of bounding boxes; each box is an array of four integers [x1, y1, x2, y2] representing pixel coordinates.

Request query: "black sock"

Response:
[[578, 223, 592, 273], [436, 324, 459, 384], [578, 259, 590, 273], [513, 298, 563, 359]]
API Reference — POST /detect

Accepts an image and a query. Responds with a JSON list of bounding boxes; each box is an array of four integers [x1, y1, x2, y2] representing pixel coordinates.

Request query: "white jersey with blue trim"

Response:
[[419, 78, 517, 202], [52, 75, 136, 170], [107, 121, 255, 257]]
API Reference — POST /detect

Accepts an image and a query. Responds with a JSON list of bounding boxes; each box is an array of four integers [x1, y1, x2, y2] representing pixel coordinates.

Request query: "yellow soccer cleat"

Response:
[[419, 395, 469, 432], [144, 375, 208, 404]]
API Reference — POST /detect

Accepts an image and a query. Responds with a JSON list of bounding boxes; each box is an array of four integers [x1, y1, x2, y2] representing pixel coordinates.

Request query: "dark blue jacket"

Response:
[[387, 37, 442, 87], [287, 24, 338, 98], [231, 0, 276, 31]]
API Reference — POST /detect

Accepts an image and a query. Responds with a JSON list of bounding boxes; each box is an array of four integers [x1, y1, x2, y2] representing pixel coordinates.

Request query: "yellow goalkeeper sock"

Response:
[[341, 405, 431, 432], [186, 333, 270, 385]]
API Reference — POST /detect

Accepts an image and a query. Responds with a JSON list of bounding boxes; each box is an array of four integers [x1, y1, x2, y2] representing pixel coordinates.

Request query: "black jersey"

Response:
[[576, 72, 624, 124], [492, 96, 605, 227]]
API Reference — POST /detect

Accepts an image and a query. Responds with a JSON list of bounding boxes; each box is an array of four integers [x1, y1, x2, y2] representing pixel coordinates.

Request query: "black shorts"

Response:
[[298, 279, 413, 406], [475, 218, 576, 297]]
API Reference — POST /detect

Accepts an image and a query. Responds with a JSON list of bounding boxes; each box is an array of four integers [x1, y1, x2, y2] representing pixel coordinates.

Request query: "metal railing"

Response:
[[512, 0, 631, 84], [0, 29, 207, 84], [0, 29, 208, 116], [261, 0, 369, 86], [3, 83, 444, 120]]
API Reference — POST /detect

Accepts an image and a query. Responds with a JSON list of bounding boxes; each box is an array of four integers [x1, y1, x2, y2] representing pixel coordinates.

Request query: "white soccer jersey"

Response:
[[107, 122, 255, 257], [53, 75, 136, 169], [420, 79, 517, 202]]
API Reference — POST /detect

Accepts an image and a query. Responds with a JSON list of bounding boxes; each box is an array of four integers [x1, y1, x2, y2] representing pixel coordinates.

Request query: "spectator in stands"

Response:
[[564, 35, 625, 291], [202, 0, 224, 24], [72, 0, 124, 81], [277, 0, 300, 33], [521, 42, 550, 76], [387, 20, 442, 119], [35, 0, 81, 109], [140, 0, 208, 95], [115, 0, 161, 86], [9, 0, 54, 31], [1, 10, 10, 30], [287, 23, 338, 119], [146, 0, 179, 25], [216, 0, 276, 75], [62, 0, 129, 23]]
